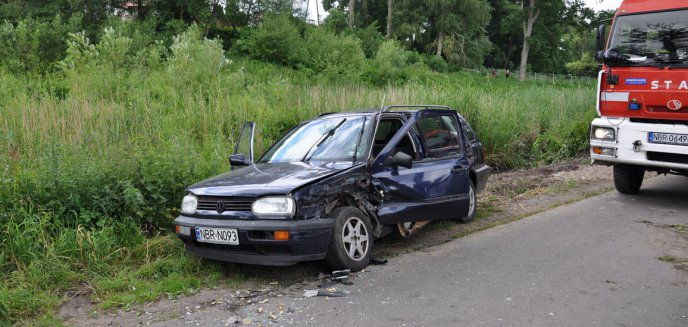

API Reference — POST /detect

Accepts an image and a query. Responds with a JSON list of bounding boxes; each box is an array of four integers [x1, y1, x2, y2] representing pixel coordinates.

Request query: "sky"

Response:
[[584, 0, 622, 12], [304, 0, 327, 24]]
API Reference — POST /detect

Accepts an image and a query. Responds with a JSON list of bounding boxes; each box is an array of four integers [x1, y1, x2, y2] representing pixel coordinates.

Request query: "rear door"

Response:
[[457, 115, 485, 166], [370, 110, 471, 224]]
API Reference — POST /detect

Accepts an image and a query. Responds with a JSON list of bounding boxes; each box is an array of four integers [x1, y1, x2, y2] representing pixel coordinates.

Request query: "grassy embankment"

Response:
[[0, 28, 595, 325]]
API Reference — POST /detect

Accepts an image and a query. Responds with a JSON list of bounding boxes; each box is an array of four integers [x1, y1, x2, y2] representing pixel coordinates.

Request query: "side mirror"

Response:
[[229, 154, 251, 168], [602, 48, 622, 66], [595, 50, 606, 62], [595, 23, 606, 57], [384, 151, 413, 169]]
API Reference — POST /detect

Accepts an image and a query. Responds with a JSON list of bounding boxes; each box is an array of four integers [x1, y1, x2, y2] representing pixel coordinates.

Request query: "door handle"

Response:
[[451, 165, 467, 174]]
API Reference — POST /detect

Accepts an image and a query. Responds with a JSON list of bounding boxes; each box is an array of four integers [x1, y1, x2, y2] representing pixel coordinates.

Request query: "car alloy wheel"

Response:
[[468, 185, 476, 217], [342, 216, 369, 261], [326, 207, 373, 271], [458, 180, 477, 223]]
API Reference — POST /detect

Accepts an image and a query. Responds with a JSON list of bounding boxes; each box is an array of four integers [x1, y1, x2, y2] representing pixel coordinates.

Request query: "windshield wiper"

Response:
[[614, 57, 665, 68], [303, 118, 347, 162], [615, 61, 665, 68], [604, 49, 665, 68]]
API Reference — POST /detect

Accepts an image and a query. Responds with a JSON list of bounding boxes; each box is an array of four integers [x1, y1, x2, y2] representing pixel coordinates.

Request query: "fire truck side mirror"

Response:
[[602, 48, 622, 66], [596, 51, 605, 62], [595, 23, 606, 59]]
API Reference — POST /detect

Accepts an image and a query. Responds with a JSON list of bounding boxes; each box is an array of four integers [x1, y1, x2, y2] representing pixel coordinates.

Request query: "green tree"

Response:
[[484, 0, 522, 69], [394, 0, 491, 67]]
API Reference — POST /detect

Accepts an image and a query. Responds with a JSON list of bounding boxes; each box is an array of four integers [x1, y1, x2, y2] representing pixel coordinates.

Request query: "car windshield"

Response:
[[608, 10, 688, 65], [258, 116, 371, 164]]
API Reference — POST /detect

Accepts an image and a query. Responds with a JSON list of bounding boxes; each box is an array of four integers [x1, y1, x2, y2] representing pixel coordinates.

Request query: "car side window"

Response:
[[375, 120, 392, 141], [441, 116, 462, 144], [416, 115, 463, 159], [373, 118, 420, 160], [459, 117, 477, 142]]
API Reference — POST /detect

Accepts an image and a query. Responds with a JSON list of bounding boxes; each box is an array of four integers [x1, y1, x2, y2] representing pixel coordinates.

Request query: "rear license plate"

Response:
[[195, 227, 239, 245], [648, 132, 688, 146]]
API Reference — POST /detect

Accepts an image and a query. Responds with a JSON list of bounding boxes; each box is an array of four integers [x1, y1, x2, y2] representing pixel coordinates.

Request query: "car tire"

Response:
[[613, 164, 644, 194], [458, 180, 477, 223], [325, 207, 373, 271]]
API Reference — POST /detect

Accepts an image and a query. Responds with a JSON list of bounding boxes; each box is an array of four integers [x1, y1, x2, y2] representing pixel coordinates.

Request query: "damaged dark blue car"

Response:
[[174, 106, 491, 270]]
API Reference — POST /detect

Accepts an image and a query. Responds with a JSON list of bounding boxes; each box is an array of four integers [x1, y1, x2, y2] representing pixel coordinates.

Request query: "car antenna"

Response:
[[366, 94, 387, 168]]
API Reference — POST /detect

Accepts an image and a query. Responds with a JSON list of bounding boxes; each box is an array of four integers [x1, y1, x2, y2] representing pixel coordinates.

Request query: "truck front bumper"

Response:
[[590, 117, 688, 171], [174, 215, 334, 266]]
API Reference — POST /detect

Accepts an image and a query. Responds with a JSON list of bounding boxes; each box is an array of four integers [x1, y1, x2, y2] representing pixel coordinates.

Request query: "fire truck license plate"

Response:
[[195, 227, 239, 245], [648, 132, 688, 146]]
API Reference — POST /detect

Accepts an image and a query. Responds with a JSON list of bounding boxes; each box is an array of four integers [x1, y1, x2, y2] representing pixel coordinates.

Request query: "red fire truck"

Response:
[[591, 0, 688, 194]]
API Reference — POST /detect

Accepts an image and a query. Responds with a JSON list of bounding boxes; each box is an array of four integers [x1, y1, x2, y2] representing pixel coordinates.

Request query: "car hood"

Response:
[[187, 161, 358, 197]]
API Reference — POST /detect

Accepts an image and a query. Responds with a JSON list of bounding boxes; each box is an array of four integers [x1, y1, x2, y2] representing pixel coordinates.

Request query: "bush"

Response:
[[565, 54, 597, 76], [167, 24, 229, 87], [427, 55, 449, 72], [322, 9, 348, 35], [237, 14, 307, 68], [353, 23, 384, 58], [0, 15, 81, 73], [305, 29, 366, 81], [364, 40, 410, 85]]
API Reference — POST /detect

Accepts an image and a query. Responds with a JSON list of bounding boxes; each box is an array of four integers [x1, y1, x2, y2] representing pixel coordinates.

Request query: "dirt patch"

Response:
[[639, 220, 688, 274], [59, 157, 616, 326], [658, 255, 688, 273]]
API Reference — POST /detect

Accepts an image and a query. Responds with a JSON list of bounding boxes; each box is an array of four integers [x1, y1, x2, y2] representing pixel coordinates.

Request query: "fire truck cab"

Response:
[[591, 0, 688, 194]]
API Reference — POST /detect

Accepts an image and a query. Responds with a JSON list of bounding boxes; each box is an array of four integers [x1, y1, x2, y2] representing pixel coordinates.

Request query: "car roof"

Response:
[[314, 105, 455, 120]]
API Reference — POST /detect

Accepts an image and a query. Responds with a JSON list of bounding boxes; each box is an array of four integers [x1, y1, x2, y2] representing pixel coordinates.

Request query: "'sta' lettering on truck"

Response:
[[591, 0, 688, 194]]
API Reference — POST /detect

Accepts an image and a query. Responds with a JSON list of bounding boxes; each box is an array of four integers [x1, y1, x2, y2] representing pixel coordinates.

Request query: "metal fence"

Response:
[[465, 68, 596, 85]]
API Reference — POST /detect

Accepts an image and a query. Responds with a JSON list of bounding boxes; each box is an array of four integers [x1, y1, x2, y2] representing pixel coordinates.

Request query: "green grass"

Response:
[[0, 28, 596, 325]]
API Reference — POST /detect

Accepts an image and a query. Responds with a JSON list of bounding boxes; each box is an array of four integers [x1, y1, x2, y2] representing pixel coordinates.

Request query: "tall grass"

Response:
[[0, 26, 595, 325]]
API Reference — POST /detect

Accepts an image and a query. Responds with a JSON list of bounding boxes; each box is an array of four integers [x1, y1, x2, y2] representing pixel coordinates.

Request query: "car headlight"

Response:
[[252, 196, 295, 217], [181, 194, 197, 215], [592, 126, 616, 141]]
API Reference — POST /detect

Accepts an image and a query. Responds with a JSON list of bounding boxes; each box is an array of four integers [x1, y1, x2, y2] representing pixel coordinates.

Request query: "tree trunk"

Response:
[[348, 0, 355, 28], [436, 32, 444, 57], [505, 36, 514, 66], [315, 0, 320, 24], [361, 0, 368, 25], [136, 0, 143, 19], [386, 0, 393, 38], [518, 0, 539, 82]]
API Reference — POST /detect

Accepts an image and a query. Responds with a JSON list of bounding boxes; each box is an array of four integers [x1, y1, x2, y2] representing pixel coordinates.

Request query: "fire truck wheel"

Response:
[[613, 164, 645, 194]]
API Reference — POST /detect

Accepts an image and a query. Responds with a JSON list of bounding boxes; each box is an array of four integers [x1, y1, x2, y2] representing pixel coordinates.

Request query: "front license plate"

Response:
[[648, 132, 688, 146], [195, 227, 239, 245]]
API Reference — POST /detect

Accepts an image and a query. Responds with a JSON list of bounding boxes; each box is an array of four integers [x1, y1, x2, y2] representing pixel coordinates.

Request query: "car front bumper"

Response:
[[590, 117, 688, 170], [174, 215, 334, 266]]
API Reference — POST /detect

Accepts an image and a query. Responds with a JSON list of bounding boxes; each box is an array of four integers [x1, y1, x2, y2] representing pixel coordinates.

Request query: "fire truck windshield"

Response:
[[608, 9, 688, 66]]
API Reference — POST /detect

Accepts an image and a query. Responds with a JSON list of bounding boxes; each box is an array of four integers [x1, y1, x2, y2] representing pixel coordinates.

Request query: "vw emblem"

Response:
[[667, 99, 683, 111], [216, 201, 225, 213]]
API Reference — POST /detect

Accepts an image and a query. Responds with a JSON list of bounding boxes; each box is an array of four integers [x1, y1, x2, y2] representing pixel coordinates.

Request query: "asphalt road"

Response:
[[166, 175, 688, 327]]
